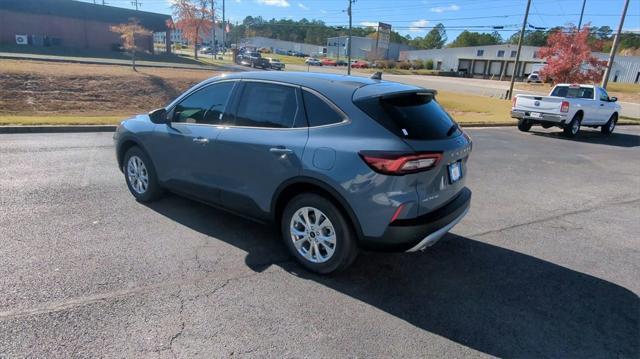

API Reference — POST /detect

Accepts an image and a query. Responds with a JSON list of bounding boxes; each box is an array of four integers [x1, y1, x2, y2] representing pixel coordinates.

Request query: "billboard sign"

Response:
[[377, 22, 391, 49]]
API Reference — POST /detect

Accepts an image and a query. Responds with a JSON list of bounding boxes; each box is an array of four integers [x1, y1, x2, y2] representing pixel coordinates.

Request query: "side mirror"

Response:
[[609, 96, 618, 102], [149, 108, 169, 124]]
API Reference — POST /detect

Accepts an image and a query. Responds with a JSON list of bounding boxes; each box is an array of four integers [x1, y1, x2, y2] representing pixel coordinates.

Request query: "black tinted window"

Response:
[[551, 86, 594, 99], [173, 82, 234, 124], [235, 83, 298, 128], [302, 91, 344, 127], [356, 92, 460, 140]]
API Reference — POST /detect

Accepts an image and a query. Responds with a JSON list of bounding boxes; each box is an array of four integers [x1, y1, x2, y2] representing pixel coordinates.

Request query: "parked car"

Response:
[[305, 57, 322, 66], [236, 51, 270, 69], [335, 60, 348, 67], [266, 57, 285, 71], [114, 72, 472, 274], [321, 58, 337, 66], [511, 83, 621, 137], [526, 71, 542, 83], [351, 60, 369, 69]]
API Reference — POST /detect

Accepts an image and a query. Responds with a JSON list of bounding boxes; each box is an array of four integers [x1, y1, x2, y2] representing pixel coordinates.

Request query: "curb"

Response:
[[0, 125, 117, 134]]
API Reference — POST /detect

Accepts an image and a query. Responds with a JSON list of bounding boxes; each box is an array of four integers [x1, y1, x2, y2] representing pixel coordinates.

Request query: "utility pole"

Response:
[[211, 0, 216, 56], [222, 0, 225, 51], [347, 0, 355, 75], [131, 0, 139, 10], [602, 0, 629, 89], [578, 0, 587, 30], [508, 0, 531, 100]]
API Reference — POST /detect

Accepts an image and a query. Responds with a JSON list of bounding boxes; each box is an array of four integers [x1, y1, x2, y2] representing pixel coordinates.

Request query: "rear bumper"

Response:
[[361, 187, 471, 252], [511, 110, 567, 124]]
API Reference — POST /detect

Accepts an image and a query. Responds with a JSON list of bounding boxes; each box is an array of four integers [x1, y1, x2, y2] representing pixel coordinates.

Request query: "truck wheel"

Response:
[[517, 119, 532, 132], [601, 114, 617, 135], [563, 114, 581, 137]]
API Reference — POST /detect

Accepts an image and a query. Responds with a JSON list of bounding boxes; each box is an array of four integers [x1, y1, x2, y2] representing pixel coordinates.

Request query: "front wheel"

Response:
[[281, 193, 358, 274], [518, 118, 532, 132], [563, 114, 581, 137], [601, 114, 617, 135], [123, 147, 163, 202]]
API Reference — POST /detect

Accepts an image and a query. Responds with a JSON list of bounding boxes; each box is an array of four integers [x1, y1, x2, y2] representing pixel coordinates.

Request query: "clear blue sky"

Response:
[[80, 0, 640, 42]]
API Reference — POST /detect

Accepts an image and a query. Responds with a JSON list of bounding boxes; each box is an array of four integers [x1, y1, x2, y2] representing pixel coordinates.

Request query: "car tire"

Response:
[[281, 193, 358, 274], [601, 114, 617, 135], [517, 118, 532, 132], [563, 113, 582, 137], [123, 147, 163, 202]]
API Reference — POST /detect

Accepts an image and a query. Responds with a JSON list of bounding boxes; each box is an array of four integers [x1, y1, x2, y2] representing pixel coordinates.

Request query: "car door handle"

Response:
[[193, 137, 209, 145], [269, 147, 293, 154]]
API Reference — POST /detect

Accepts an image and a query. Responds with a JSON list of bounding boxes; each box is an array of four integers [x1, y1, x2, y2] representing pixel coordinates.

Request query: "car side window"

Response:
[[599, 88, 610, 101], [302, 90, 344, 127], [234, 82, 298, 128], [172, 82, 234, 124]]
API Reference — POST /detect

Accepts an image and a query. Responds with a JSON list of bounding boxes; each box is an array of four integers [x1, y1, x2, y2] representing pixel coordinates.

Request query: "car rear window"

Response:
[[551, 86, 594, 99], [355, 92, 461, 140]]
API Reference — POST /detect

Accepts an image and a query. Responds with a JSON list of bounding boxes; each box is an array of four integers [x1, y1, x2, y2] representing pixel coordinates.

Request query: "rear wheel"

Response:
[[518, 118, 532, 132], [563, 113, 581, 137], [281, 193, 358, 274], [601, 114, 617, 135]]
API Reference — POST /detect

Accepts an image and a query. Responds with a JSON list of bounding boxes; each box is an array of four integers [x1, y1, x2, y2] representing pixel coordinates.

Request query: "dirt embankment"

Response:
[[0, 60, 220, 116]]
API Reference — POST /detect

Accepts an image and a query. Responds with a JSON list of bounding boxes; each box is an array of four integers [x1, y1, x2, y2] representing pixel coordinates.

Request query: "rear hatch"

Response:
[[515, 95, 563, 114], [354, 88, 472, 216]]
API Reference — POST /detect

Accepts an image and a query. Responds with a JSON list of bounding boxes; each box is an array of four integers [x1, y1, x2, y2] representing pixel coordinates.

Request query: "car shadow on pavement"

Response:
[[530, 129, 640, 148], [146, 194, 639, 358]]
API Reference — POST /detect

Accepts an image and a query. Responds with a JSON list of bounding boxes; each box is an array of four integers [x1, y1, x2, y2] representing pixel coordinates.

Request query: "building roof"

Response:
[[0, 0, 171, 32]]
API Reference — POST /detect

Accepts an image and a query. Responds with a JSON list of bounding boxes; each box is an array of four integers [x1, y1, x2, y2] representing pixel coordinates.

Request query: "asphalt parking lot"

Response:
[[1, 127, 639, 358]]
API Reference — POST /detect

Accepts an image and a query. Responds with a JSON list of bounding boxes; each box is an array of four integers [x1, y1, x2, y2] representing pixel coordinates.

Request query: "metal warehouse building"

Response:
[[0, 0, 172, 53], [400, 44, 640, 84], [239, 36, 325, 56], [326, 36, 415, 61]]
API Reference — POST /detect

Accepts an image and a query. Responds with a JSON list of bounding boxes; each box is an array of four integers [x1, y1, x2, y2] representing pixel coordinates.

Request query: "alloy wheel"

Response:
[[127, 155, 149, 194], [289, 206, 337, 263]]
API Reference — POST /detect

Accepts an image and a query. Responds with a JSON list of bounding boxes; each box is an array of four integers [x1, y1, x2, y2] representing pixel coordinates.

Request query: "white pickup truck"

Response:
[[511, 84, 621, 137]]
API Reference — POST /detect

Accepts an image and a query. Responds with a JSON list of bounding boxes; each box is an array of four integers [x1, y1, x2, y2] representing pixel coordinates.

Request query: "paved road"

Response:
[[1, 128, 639, 358], [286, 64, 640, 119]]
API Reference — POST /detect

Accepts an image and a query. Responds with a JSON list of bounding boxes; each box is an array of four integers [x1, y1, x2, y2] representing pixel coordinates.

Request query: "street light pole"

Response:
[[508, 0, 531, 100], [222, 0, 225, 51], [602, 0, 629, 89]]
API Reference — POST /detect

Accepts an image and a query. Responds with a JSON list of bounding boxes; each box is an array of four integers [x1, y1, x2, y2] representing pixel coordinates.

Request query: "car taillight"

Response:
[[512, 96, 517, 108], [561, 101, 570, 113], [359, 151, 442, 175]]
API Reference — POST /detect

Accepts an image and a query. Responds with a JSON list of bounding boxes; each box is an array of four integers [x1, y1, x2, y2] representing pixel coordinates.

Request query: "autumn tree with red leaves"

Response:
[[171, 0, 212, 59], [539, 24, 607, 84]]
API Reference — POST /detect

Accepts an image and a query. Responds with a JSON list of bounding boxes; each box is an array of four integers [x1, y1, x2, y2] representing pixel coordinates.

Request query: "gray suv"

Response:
[[114, 72, 472, 274]]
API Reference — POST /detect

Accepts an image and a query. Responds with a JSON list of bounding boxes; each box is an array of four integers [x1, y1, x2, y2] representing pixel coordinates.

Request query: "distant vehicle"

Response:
[[511, 84, 621, 137], [236, 51, 270, 69], [288, 50, 307, 57], [351, 60, 369, 69], [321, 58, 337, 66], [335, 60, 348, 67], [266, 57, 285, 71], [275, 48, 288, 55], [526, 71, 542, 83], [305, 58, 322, 66], [114, 72, 472, 273]]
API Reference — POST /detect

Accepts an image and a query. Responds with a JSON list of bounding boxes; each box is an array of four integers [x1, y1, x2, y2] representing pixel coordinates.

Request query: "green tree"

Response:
[[422, 23, 446, 49], [449, 30, 502, 47], [508, 30, 548, 46]]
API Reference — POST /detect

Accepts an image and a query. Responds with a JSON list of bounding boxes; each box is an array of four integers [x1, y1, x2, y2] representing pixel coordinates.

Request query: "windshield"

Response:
[[355, 92, 461, 140]]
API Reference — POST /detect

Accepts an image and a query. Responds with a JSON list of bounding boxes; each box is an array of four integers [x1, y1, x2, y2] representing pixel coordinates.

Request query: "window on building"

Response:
[[476, 49, 484, 57], [510, 50, 517, 58], [497, 50, 505, 57], [533, 51, 540, 59]]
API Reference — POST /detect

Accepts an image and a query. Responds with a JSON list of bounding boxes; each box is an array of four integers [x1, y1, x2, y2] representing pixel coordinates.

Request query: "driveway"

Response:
[[1, 128, 639, 357]]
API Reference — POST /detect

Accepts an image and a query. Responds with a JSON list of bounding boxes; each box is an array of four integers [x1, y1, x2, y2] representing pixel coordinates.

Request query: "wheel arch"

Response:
[[116, 137, 154, 174], [272, 177, 364, 242], [574, 109, 584, 121]]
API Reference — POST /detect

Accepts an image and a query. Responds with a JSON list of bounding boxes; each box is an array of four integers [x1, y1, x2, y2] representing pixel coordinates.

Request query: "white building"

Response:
[[400, 44, 640, 83], [239, 36, 325, 56], [326, 36, 414, 61], [154, 26, 225, 47]]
